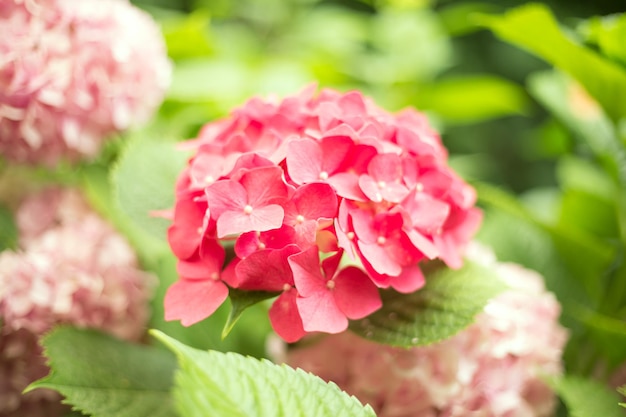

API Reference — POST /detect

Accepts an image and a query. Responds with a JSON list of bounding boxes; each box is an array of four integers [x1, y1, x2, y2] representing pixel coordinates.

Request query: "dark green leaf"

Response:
[[152, 330, 377, 417], [222, 288, 278, 339], [350, 260, 507, 347], [26, 327, 177, 417]]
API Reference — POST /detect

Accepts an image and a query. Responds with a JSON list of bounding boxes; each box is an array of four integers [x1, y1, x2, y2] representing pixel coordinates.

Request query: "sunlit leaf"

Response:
[[416, 75, 530, 123], [152, 330, 377, 417], [478, 3, 626, 122]]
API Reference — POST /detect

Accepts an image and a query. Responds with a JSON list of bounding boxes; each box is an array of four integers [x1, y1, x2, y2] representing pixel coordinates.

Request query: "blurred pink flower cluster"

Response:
[[0, 0, 171, 165], [0, 187, 155, 416], [283, 245, 568, 417], [165, 87, 482, 342]]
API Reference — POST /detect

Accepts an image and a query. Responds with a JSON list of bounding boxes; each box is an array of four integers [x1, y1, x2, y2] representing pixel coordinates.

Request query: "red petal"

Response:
[[269, 290, 306, 343], [333, 266, 382, 319], [234, 245, 300, 291], [164, 279, 228, 326], [176, 240, 225, 279], [357, 241, 402, 276], [167, 195, 207, 260], [289, 182, 338, 221]]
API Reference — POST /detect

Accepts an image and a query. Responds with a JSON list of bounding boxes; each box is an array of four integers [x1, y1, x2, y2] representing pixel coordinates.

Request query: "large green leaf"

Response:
[[350, 260, 507, 347], [580, 13, 626, 66], [111, 131, 189, 241], [550, 375, 626, 417], [26, 327, 177, 417], [152, 330, 376, 417], [478, 3, 626, 123]]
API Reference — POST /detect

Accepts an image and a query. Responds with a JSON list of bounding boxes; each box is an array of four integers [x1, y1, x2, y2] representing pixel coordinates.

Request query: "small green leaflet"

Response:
[[0, 204, 18, 251], [151, 330, 377, 417], [550, 375, 626, 417], [222, 288, 278, 339], [477, 3, 626, 123], [350, 260, 507, 347], [619, 385, 626, 408], [26, 327, 177, 417]]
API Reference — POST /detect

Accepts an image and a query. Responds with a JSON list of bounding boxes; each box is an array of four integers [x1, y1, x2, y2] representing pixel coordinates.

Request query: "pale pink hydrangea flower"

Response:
[[282, 244, 568, 417], [0, 0, 171, 165], [0, 187, 155, 415], [0, 187, 155, 340]]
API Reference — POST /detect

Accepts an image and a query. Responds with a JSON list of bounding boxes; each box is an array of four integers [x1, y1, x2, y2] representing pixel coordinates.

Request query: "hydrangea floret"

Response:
[[165, 87, 482, 342]]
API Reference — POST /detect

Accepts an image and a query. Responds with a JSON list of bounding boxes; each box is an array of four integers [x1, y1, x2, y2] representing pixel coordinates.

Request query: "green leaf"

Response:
[[580, 13, 626, 66], [477, 3, 626, 123], [550, 375, 626, 417], [222, 288, 278, 339], [527, 70, 626, 184], [151, 330, 376, 417], [619, 385, 626, 408], [26, 327, 177, 417], [415, 75, 530, 123], [162, 10, 213, 60], [475, 182, 616, 304], [111, 131, 190, 241], [0, 204, 17, 251], [350, 260, 507, 347]]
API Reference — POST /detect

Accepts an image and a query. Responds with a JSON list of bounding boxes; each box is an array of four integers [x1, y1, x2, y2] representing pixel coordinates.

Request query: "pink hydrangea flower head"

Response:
[[166, 87, 481, 342], [0, 0, 171, 165], [0, 187, 155, 341], [282, 244, 568, 417], [0, 327, 66, 417]]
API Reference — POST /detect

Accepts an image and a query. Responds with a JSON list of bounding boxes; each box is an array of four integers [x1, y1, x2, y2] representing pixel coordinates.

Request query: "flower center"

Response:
[[210, 272, 219, 281], [296, 214, 305, 224], [377, 180, 386, 189], [319, 171, 329, 180], [283, 283, 292, 292], [377, 236, 387, 245], [347, 231, 355, 240], [416, 182, 424, 192], [326, 280, 335, 290], [243, 205, 253, 215]]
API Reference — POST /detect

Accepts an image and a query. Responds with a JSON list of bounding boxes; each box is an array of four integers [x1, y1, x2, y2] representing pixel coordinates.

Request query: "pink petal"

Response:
[[327, 172, 366, 201], [296, 291, 348, 333], [318, 136, 354, 173], [269, 290, 306, 343], [234, 245, 300, 291], [205, 179, 248, 219], [288, 246, 327, 297], [176, 239, 225, 279], [286, 138, 323, 184], [288, 182, 338, 222], [167, 195, 207, 260], [403, 191, 450, 234], [357, 241, 402, 277], [406, 229, 439, 259], [164, 278, 228, 326], [216, 204, 284, 238], [389, 264, 425, 293], [240, 166, 289, 207], [367, 153, 403, 182], [333, 266, 382, 319]]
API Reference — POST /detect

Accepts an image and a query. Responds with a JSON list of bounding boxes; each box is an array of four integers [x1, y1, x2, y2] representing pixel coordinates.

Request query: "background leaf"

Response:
[[550, 375, 626, 417], [350, 260, 507, 347], [152, 330, 376, 417], [0, 204, 17, 251], [27, 327, 177, 417], [111, 130, 190, 241], [478, 3, 626, 123]]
